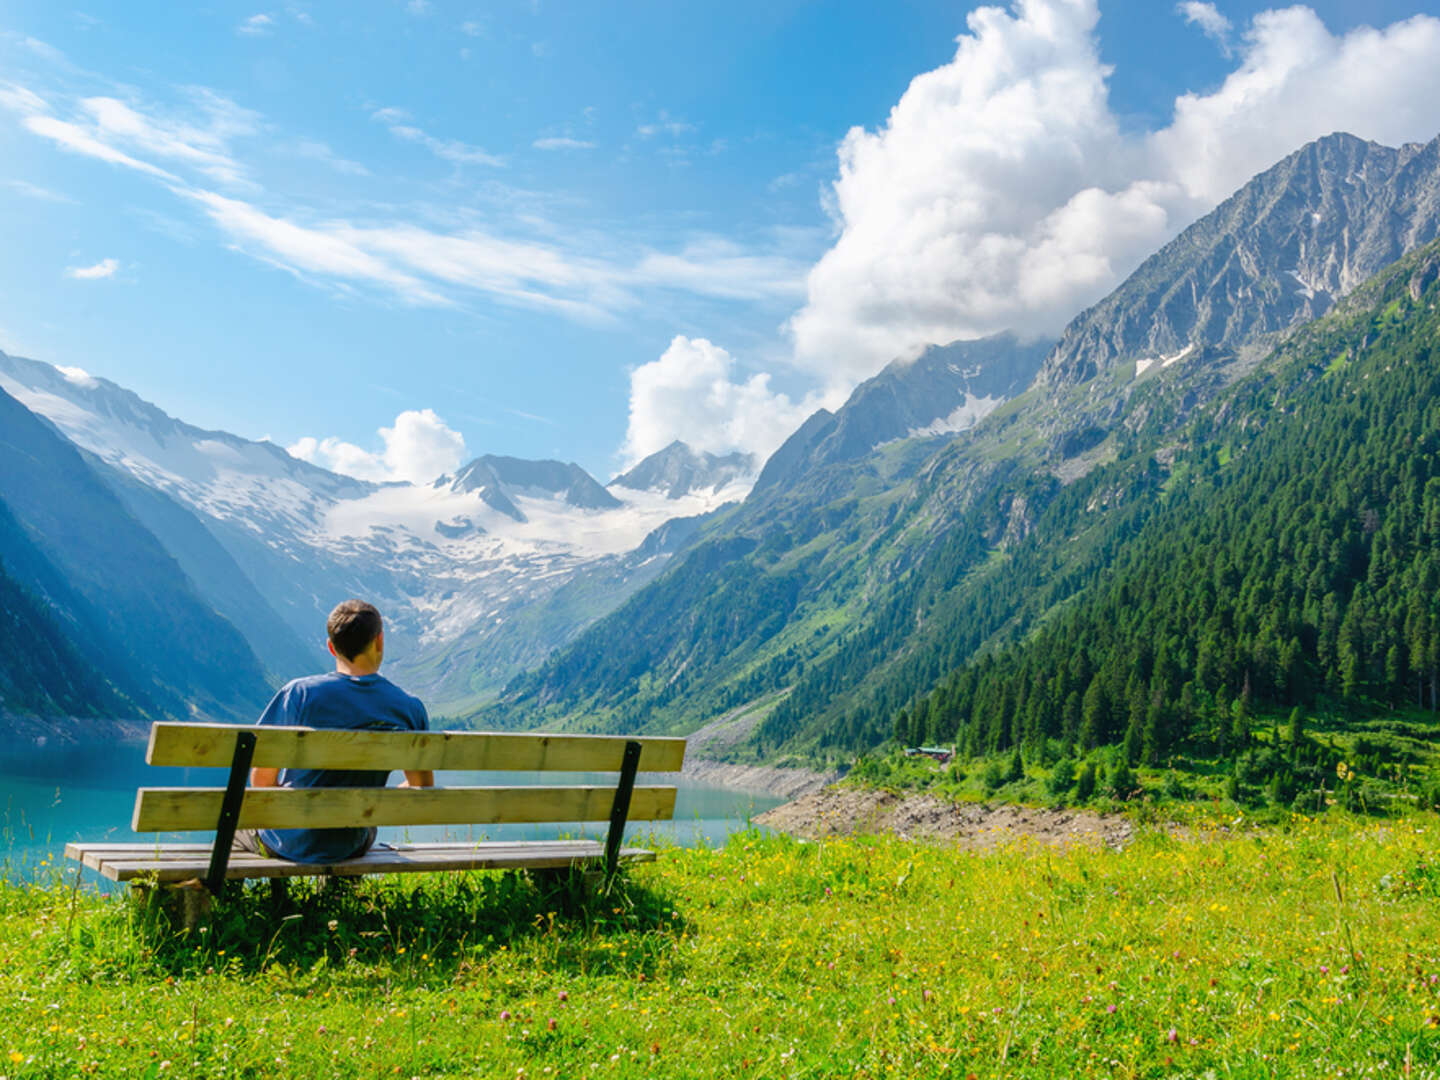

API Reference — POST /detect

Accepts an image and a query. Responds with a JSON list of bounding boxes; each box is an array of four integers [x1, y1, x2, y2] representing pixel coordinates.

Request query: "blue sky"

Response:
[[3, 0, 1439, 483]]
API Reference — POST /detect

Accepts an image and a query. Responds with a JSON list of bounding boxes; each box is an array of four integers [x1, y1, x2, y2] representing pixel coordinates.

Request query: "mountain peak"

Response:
[[448, 454, 620, 518], [610, 441, 755, 500], [1039, 130, 1440, 387]]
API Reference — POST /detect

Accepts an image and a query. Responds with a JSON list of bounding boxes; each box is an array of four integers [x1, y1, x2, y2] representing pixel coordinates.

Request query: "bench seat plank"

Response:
[[132, 784, 677, 832], [147, 723, 686, 773], [65, 840, 654, 883]]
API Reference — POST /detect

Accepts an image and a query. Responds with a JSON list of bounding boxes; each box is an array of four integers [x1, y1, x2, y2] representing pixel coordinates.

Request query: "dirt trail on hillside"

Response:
[[756, 788, 1134, 850]]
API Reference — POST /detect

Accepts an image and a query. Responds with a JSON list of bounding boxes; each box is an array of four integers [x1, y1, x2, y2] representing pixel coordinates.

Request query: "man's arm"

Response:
[[251, 682, 292, 789], [400, 701, 435, 788], [252, 766, 428, 786]]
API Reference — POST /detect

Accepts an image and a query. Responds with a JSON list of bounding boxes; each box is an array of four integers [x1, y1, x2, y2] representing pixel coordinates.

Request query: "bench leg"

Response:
[[128, 880, 214, 933], [269, 878, 289, 914], [133, 883, 213, 932], [178, 886, 213, 933], [128, 881, 157, 920]]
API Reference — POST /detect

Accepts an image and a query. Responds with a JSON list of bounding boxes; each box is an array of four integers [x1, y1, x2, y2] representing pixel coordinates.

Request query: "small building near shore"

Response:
[[904, 745, 954, 764]]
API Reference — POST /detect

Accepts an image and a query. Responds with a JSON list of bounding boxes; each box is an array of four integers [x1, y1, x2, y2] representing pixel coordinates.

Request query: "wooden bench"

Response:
[[65, 722, 686, 899]]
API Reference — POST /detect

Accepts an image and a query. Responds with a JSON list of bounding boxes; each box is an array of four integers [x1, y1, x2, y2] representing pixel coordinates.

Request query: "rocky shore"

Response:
[[755, 787, 1134, 849]]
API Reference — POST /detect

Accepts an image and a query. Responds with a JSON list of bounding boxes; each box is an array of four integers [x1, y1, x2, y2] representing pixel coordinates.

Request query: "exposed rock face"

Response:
[[1409, 246, 1440, 302], [756, 789, 1134, 849], [1043, 132, 1440, 386], [753, 332, 1053, 494]]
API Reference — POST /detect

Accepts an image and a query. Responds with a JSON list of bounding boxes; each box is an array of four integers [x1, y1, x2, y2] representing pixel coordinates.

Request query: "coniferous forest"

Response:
[[885, 241, 1440, 783]]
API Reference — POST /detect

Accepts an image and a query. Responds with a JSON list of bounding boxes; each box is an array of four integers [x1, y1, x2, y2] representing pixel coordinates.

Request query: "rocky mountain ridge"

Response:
[[1043, 132, 1440, 388], [755, 332, 1054, 495]]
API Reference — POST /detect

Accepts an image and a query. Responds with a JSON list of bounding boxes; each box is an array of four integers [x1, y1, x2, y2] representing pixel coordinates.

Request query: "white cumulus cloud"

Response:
[[289, 408, 467, 484], [786, 0, 1440, 386], [66, 257, 119, 279], [620, 336, 823, 468]]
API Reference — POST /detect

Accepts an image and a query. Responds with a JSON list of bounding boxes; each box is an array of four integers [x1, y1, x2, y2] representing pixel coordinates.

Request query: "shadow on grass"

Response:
[[129, 866, 687, 982]]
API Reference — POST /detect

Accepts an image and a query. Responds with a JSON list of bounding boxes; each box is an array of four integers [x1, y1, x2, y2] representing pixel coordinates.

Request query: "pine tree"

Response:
[[1110, 760, 1137, 800], [1288, 707, 1305, 757], [1074, 761, 1097, 801], [1005, 747, 1024, 784], [1122, 714, 1143, 766]]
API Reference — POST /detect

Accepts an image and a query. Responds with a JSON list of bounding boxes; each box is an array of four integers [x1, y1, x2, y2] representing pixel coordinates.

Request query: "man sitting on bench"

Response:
[[235, 599, 434, 863]]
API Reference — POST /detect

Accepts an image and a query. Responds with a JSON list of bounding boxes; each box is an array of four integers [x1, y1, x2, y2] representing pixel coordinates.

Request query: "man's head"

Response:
[[327, 599, 384, 672]]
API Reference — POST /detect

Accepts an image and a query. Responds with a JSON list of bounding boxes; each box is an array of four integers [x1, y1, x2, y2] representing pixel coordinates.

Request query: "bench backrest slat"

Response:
[[133, 785, 678, 833], [147, 722, 686, 774]]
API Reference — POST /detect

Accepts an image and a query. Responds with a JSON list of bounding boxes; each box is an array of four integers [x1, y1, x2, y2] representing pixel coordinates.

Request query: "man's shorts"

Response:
[[232, 827, 380, 861], [232, 829, 273, 857]]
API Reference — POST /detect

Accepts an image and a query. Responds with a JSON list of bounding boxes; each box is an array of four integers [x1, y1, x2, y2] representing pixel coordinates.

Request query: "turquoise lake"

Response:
[[0, 736, 783, 886]]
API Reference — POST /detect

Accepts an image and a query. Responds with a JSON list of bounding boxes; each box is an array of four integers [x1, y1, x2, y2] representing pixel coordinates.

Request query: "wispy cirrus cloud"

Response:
[[7, 178, 75, 202], [3, 83, 257, 187], [533, 136, 595, 151], [370, 106, 503, 167], [1177, 1, 1233, 55], [181, 189, 450, 305], [290, 137, 370, 176], [0, 70, 808, 325]]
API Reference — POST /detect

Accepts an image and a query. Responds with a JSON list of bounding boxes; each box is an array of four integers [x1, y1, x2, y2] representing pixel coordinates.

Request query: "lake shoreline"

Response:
[[681, 758, 841, 799], [0, 712, 148, 748]]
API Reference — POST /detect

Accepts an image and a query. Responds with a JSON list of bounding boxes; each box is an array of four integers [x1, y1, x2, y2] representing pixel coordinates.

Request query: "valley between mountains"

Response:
[[6, 130, 1440, 798]]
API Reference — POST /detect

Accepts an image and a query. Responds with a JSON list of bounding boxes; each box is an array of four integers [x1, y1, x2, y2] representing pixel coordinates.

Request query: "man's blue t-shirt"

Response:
[[256, 672, 428, 863]]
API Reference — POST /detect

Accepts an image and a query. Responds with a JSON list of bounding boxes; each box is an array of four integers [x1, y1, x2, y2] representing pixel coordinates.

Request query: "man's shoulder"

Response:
[[280, 672, 339, 694], [373, 675, 429, 726], [375, 674, 421, 701]]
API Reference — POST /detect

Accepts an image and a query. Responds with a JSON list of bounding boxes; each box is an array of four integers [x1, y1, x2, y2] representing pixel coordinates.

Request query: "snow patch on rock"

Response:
[[907, 392, 1002, 438]]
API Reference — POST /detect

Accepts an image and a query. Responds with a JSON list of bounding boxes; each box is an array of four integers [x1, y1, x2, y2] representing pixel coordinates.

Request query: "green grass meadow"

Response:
[[3, 814, 1439, 1078]]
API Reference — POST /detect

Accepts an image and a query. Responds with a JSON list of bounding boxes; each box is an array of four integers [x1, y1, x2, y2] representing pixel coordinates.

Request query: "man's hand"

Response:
[[399, 770, 435, 789], [250, 767, 281, 787]]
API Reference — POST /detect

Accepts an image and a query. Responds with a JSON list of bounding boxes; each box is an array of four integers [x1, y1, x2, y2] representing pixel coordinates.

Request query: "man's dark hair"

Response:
[[327, 599, 383, 661]]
